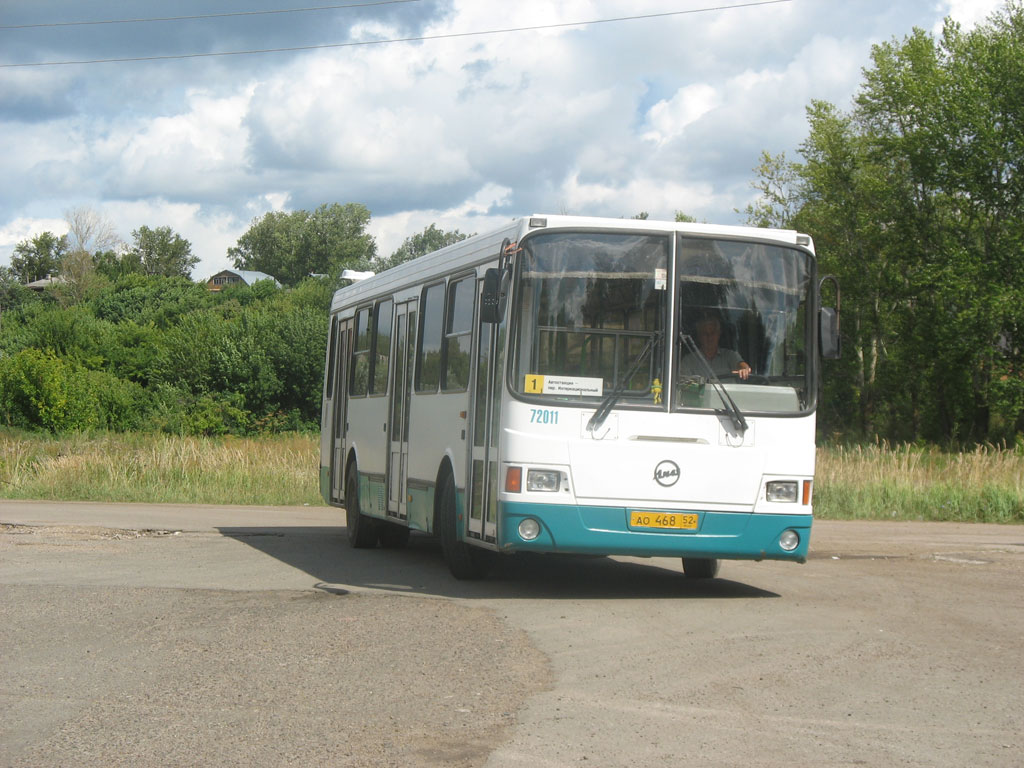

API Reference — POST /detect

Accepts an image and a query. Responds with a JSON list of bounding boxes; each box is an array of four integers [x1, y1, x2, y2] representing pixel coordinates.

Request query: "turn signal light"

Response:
[[505, 466, 523, 493]]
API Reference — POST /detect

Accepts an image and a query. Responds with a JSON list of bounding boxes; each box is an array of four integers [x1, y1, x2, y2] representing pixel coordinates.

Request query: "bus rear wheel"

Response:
[[682, 558, 719, 579], [438, 473, 489, 580], [345, 470, 379, 548]]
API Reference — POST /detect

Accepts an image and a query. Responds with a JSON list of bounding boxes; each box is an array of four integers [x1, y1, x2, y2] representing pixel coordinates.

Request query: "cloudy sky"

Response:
[[0, 0, 1007, 281]]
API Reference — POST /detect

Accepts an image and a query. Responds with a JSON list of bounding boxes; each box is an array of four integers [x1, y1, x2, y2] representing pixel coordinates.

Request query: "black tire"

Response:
[[438, 473, 489, 580], [378, 521, 411, 549], [345, 470, 379, 548], [682, 557, 720, 579]]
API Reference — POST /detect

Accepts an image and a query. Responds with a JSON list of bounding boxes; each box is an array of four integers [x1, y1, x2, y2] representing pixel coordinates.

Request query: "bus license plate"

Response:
[[630, 512, 699, 530]]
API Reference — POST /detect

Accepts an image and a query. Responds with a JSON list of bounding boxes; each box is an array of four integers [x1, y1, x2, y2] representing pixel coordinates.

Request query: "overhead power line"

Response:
[[0, 0, 793, 68], [0, 1, 421, 30]]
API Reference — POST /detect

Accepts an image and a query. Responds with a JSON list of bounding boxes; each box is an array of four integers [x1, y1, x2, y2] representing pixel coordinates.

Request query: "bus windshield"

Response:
[[511, 230, 814, 415], [675, 235, 812, 414], [513, 231, 669, 403]]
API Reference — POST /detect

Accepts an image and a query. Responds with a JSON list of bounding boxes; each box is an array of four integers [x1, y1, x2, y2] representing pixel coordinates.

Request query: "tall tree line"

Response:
[[746, 3, 1024, 443]]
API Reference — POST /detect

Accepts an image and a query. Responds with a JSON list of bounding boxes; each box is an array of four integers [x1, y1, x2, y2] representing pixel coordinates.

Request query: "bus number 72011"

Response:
[[529, 408, 559, 425]]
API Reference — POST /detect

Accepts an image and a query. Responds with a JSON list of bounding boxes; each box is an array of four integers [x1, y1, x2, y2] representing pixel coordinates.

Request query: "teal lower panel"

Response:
[[359, 474, 388, 518], [406, 484, 434, 533], [499, 502, 811, 562]]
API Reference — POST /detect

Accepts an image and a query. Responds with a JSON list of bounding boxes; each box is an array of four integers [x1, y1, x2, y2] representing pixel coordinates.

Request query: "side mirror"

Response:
[[819, 307, 841, 359], [481, 267, 508, 324], [818, 275, 841, 359]]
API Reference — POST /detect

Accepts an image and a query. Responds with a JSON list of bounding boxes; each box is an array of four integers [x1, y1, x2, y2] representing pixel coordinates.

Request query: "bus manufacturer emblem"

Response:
[[653, 460, 680, 487]]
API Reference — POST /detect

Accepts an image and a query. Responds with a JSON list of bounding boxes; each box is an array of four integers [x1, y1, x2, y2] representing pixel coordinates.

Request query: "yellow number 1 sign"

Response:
[[524, 374, 545, 394]]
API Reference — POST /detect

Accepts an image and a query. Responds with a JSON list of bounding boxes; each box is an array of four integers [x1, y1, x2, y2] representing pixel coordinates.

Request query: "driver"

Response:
[[680, 313, 751, 380]]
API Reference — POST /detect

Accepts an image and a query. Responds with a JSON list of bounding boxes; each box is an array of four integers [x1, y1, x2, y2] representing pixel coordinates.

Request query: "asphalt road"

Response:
[[1, 500, 1021, 767]]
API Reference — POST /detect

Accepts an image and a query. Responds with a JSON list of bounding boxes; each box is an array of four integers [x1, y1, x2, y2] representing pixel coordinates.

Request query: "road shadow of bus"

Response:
[[217, 526, 780, 600]]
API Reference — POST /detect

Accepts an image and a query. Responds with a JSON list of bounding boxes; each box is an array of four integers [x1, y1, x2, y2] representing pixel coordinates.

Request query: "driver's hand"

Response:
[[734, 363, 751, 380]]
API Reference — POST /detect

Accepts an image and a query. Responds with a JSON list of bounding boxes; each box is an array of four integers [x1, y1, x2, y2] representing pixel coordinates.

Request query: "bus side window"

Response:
[[371, 299, 393, 394], [351, 307, 371, 397], [325, 316, 337, 399], [443, 275, 474, 391], [417, 282, 444, 392]]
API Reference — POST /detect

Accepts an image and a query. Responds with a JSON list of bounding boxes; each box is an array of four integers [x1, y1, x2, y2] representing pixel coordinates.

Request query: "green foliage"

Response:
[[0, 213, 447, 438], [229, 202, 377, 286], [0, 263, 330, 436], [1, 304, 112, 367], [94, 248, 143, 280], [0, 348, 145, 432], [0, 266, 39, 312], [90, 273, 213, 327]]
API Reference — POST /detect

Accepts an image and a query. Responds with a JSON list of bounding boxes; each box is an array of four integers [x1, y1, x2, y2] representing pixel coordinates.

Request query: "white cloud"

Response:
[[642, 84, 722, 146], [369, 182, 514, 259], [938, 0, 1006, 32], [98, 87, 254, 198]]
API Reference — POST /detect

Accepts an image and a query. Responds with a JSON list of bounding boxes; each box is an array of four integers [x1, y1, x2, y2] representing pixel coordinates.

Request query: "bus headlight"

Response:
[[527, 469, 561, 492], [779, 529, 800, 551], [766, 481, 798, 503]]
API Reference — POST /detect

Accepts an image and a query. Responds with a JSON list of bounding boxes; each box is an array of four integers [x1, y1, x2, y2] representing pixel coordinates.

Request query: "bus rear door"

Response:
[[387, 299, 416, 521]]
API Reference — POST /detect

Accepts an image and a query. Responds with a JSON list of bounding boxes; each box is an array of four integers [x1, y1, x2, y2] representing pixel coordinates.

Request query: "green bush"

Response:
[[0, 349, 92, 432], [144, 385, 252, 436], [0, 348, 150, 433]]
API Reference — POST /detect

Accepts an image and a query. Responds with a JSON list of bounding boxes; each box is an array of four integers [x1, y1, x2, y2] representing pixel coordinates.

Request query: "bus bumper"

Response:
[[498, 502, 811, 562]]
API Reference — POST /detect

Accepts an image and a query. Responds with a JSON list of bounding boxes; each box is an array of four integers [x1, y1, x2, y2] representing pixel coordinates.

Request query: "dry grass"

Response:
[[2, 430, 1021, 522], [0, 430, 323, 506], [816, 442, 1024, 523]]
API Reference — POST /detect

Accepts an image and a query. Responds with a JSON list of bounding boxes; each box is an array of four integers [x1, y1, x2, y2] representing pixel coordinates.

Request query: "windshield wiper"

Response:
[[587, 331, 661, 433], [678, 332, 748, 434]]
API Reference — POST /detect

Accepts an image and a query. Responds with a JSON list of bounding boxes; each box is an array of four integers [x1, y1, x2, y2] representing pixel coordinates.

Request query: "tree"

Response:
[[229, 203, 377, 286], [128, 225, 198, 277], [57, 248, 107, 306], [64, 206, 122, 256], [739, 151, 802, 228], [377, 223, 471, 271], [56, 207, 121, 306], [11, 232, 68, 283]]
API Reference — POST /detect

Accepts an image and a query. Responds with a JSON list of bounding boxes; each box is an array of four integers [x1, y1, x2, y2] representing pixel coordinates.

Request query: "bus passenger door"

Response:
[[467, 278, 504, 544], [387, 299, 416, 520], [330, 318, 352, 503]]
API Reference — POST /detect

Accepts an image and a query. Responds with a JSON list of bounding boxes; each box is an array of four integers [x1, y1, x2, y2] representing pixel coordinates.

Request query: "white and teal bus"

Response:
[[319, 215, 840, 579]]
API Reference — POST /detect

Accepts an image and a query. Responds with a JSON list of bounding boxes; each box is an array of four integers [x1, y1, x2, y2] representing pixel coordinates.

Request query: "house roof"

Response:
[[25, 275, 65, 290], [208, 269, 281, 287]]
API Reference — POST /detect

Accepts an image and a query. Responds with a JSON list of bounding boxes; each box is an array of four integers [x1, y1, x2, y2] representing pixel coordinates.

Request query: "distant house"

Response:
[[25, 275, 65, 291], [205, 269, 281, 291]]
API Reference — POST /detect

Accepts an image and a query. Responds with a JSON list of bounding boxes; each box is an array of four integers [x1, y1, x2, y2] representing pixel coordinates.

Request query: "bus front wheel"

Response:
[[438, 473, 489, 580], [682, 558, 719, 579], [345, 470, 379, 548]]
